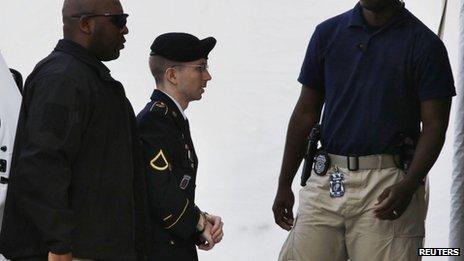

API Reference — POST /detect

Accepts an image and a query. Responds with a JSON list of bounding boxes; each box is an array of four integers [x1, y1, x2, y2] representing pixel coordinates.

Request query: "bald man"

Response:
[[0, 1, 148, 260]]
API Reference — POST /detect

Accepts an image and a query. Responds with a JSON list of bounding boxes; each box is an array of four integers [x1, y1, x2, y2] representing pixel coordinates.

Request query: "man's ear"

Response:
[[165, 67, 178, 85], [79, 17, 94, 35]]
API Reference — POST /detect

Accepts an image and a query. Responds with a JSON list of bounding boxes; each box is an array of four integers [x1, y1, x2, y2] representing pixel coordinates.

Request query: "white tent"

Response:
[[450, 1, 464, 260]]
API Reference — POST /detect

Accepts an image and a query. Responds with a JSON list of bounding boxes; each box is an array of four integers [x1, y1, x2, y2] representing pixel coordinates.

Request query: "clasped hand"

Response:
[[198, 214, 224, 251]]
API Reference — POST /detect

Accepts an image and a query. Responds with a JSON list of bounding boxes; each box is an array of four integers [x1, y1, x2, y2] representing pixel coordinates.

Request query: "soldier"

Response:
[[137, 33, 224, 261]]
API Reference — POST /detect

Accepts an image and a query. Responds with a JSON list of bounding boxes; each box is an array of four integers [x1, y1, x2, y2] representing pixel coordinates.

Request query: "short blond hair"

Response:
[[149, 55, 178, 84]]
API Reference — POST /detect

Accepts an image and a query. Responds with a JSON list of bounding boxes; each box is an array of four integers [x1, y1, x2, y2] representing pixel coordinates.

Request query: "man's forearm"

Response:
[[277, 86, 324, 189], [402, 124, 447, 188], [403, 98, 451, 189], [278, 112, 319, 188]]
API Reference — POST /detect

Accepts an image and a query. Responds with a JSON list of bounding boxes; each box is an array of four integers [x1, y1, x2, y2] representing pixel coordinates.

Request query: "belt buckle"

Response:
[[347, 155, 359, 171]]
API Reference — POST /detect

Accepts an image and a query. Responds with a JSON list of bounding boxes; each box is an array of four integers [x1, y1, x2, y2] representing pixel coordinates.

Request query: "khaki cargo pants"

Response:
[[278, 166, 426, 261]]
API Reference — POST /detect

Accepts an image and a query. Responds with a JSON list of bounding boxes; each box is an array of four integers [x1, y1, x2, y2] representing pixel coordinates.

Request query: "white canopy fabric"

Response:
[[450, 1, 464, 260], [438, 0, 448, 38], [0, 52, 21, 238]]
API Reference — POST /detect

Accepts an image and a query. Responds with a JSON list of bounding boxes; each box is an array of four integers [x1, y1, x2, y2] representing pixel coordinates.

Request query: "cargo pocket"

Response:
[[300, 168, 332, 212]]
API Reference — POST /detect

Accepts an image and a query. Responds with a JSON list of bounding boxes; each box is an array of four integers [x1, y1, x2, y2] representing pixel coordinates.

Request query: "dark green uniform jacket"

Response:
[[137, 90, 201, 261]]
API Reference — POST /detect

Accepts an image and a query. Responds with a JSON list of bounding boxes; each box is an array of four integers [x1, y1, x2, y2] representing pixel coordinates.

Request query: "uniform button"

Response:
[[170, 240, 175, 245], [185, 144, 189, 149], [191, 163, 194, 168], [0, 146, 6, 152]]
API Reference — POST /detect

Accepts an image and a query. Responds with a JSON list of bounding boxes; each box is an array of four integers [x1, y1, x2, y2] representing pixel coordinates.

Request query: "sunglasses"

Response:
[[71, 13, 129, 28]]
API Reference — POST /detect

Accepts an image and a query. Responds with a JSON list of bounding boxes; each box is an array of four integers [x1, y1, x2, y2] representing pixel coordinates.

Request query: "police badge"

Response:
[[313, 152, 330, 176], [329, 168, 345, 198]]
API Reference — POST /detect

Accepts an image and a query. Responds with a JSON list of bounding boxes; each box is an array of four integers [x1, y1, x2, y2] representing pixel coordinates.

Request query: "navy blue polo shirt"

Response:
[[298, 3, 455, 156]]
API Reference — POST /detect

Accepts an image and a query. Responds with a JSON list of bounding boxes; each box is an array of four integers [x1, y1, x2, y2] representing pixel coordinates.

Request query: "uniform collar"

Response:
[[54, 39, 115, 82], [348, 2, 411, 31], [150, 89, 188, 122], [159, 90, 187, 120]]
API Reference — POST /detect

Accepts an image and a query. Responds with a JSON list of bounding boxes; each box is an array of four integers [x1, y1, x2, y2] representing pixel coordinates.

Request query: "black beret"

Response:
[[150, 32, 216, 62]]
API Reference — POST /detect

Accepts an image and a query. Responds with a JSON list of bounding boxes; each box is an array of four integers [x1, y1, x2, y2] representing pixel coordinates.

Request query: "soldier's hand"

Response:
[[206, 213, 224, 244], [48, 252, 72, 261], [374, 179, 417, 220], [272, 187, 295, 231], [198, 221, 215, 251]]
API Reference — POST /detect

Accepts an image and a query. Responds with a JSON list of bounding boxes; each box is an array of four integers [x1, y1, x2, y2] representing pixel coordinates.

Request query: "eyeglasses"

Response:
[[173, 64, 209, 73], [71, 13, 129, 28]]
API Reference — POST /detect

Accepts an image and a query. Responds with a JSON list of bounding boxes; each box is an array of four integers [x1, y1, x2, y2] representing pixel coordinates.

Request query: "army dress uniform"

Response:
[[137, 89, 202, 261]]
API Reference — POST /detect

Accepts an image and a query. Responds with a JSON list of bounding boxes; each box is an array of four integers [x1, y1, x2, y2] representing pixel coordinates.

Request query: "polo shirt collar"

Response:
[[348, 3, 366, 28], [348, 2, 411, 31]]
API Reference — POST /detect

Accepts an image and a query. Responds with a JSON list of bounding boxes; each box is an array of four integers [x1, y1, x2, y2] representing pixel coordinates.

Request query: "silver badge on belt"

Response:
[[329, 168, 345, 198], [313, 153, 330, 176]]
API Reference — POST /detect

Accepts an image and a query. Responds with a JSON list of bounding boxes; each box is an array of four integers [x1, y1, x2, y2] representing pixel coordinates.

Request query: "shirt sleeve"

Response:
[[298, 26, 325, 89], [414, 37, 456, 101], [140, 117, 200, 241], [15, 74, 83, 254]]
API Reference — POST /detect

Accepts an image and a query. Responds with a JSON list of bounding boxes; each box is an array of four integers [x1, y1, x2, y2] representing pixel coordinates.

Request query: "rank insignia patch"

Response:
[[179, 175, 191, 190], [150, 149, 169, 171]]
